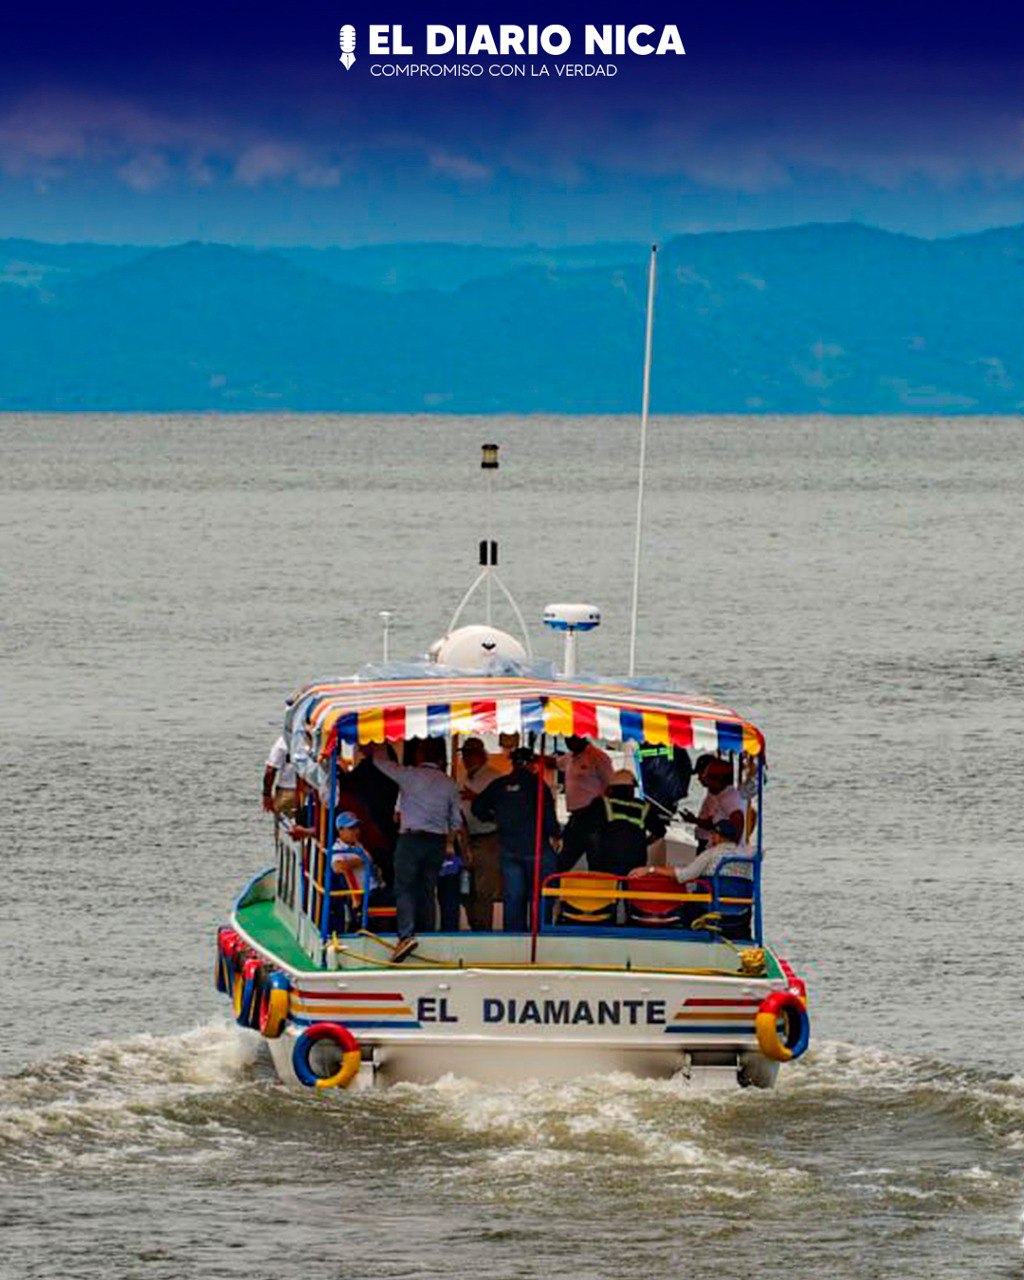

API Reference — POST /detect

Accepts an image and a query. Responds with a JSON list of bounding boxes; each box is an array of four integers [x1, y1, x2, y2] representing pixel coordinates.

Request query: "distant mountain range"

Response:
[[3, 224, 1024, 412]]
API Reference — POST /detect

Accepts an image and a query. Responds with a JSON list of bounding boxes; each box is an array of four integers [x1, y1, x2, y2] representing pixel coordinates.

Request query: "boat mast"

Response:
[[445, 443, 533, 656], [628, 243, 658, 678], [483, 441, 496, 624]]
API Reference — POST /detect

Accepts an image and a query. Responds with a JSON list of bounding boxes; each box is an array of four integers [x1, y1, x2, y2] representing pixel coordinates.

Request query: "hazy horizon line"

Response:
[[4, 218, 1024, 253]]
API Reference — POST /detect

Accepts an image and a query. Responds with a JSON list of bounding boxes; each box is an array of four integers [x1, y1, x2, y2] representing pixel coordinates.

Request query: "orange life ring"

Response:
[[755, 990, 810, 1062]]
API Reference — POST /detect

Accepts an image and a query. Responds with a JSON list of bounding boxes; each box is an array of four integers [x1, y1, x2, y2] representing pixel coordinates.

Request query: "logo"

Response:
[[339, 25, 356, 70]]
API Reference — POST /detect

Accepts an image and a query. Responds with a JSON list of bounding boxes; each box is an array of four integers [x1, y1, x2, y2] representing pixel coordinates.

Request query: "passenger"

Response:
[[369, 737, 464, 962], [346, 743, 400, 844], [556, 734, 614, 871], [393, 739, 463, 930], [329, 812, 378, 933], [436, 845, 464, 933], [636, 743, 693, 818], [691, 753, 716, 790], [458, 737, 503, 930], [471, 747, 560, 933], [262, 732, 298, 816], [332, 784, 394, 889], [491, 732, 520, 775], [682, 757, 746, 851], [575, 768, 668, 878]]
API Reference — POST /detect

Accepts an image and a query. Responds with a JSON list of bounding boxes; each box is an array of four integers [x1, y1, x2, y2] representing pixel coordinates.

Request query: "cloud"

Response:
[[234, 143, 342, 189], [0, 92, 223, 180], [428, 151, 493, 183], [7, 76, 1024, 208], [408, 70, 1024, 195], [0, 91, 343, 192], [116, 152, 172, 192]]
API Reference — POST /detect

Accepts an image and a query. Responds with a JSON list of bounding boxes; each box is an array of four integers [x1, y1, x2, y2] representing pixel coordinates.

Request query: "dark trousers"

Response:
[[394, 832, 445, 939], [502, 850, 556, 933], [437, 872, 462, 932]]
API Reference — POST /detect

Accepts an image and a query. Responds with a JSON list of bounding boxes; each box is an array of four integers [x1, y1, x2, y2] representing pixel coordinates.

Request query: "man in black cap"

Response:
[[471, 747, 560, 932], [573, 768, 668, 878]]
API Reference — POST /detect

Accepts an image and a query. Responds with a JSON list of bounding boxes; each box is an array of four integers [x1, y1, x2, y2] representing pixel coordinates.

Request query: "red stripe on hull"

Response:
[[684, 998, 761, 1007], [295, 990, 405, 1001]]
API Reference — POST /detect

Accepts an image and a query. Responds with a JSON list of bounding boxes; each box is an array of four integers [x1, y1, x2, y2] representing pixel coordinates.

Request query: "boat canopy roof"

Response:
[[284, 664, 763, 770]]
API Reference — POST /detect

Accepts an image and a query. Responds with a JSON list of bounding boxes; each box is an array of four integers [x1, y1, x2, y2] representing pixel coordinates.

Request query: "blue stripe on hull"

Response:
[[291, 1016, 423, 1029]]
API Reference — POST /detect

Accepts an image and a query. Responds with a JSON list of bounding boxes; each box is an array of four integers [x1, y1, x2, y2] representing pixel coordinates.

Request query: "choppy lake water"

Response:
[[1, 413, 1022, 1278]]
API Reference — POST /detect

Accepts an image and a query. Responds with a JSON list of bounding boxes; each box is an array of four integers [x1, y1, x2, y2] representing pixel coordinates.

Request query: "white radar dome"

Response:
[[543, 603, 602, 632], [429, 625, 528, 670]]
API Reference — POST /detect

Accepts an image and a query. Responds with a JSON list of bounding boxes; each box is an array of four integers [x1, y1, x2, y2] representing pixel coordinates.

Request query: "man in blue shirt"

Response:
[[370, 738, 463, 961]]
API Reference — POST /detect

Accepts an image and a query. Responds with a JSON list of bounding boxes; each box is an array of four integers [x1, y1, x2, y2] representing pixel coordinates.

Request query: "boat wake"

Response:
[[2, 1026, 1021, 1219], [377, 1043, 1024, 1215], [0, 1021, 265, 1178]]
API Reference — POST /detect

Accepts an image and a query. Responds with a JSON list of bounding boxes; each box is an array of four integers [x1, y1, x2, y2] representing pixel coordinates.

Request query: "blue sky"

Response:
[[4, 1, 1024, 244]]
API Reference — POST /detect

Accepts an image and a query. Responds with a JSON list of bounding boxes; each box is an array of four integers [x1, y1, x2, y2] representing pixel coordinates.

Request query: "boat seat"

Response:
[[554, 871, 620, 927], [625, 867, 690, 928], [709, 857, 755, 940], [329, 866, 395, 934]]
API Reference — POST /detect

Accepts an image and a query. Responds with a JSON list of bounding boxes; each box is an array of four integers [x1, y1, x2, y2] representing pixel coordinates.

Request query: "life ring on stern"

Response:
[[258, 972, 291, 1040], [755, 990, 810, 1062], [233, 957, 262, 1028], [215, 927, 241, 994], [292, 1023, 361, 1090]]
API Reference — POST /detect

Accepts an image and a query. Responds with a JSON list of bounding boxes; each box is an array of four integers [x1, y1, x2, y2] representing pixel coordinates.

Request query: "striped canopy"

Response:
[[288, 675, 763, 762]]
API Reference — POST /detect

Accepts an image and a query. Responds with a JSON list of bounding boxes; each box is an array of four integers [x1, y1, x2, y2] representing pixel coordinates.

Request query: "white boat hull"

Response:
[[248, 956, 783, 1089], [227, 872, 800, 1091]]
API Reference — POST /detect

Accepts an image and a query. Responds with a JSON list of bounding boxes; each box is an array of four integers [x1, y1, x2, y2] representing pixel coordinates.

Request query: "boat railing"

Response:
[[539, 861, 761, 942]]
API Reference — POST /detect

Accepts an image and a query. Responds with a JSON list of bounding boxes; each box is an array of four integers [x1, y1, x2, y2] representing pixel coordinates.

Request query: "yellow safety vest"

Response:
[[602, 795, 649, 829]]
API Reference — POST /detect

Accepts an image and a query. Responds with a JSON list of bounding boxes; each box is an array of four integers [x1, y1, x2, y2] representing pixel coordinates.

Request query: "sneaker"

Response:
[[392, 936, 419, 963]]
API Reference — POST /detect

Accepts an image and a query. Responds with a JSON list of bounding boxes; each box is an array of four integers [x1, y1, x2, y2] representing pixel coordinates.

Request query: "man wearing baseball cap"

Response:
[[682, 757, 746, 851], [471, 747, 560, 932], [328, 811, 377, 934]]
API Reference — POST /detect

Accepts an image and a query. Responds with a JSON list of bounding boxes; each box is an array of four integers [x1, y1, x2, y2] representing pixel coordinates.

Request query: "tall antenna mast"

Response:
[[483, 441, 497, 623], [628, 244, 658, 678], [447, 443, 533, 656]]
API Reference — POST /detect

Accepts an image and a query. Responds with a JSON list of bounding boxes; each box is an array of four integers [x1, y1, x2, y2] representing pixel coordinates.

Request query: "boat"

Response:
[[215, 567, 810, 1090], [213, 250, 810, 1092]]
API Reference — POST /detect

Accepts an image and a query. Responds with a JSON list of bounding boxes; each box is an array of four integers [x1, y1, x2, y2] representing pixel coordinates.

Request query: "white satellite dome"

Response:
[[429, 625, 527, 670]]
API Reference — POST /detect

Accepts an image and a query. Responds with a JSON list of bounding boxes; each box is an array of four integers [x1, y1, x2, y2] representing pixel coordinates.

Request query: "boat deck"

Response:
[[235, 898, 318, 970], [233, 896, 781, 979]]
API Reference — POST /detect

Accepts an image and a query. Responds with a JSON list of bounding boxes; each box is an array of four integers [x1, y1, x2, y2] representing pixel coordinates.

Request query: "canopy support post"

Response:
[[320, 747, 338, 946], [530, 762, 545, 963], [754, 754, 764, 946]]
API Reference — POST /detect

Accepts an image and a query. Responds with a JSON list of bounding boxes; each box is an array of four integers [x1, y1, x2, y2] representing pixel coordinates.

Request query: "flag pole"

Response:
[[628, 244, 658, 678]]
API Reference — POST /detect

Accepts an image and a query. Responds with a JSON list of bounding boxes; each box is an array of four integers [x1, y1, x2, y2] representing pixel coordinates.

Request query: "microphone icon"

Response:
[[339, 25, 356, 69]]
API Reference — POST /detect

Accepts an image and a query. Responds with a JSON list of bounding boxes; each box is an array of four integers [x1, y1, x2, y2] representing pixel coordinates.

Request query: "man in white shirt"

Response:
[[682, 757, 746, 850], [262, 734, 298, 816], [556, 735, 614, 870], [458, 738, 503, 930]]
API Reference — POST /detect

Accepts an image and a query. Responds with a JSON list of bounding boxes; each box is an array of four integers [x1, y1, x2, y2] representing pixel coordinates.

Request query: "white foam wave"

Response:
[[0, 1020, 263, 1175], [387, 1070, 807, 1193], [782, 1040, 1024, 1147]]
